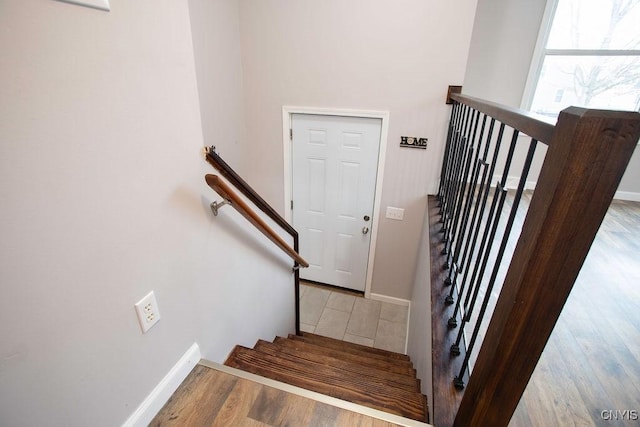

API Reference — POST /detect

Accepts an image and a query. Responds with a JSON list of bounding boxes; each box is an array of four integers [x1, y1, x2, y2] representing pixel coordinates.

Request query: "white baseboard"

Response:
[[369, 293, 411, 307], [614, 191, 640, 202], [122, 342, 201, 427]]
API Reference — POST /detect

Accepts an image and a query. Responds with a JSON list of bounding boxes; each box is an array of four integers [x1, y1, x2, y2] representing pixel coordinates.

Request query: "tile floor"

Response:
[[299, 282, 409, 354]]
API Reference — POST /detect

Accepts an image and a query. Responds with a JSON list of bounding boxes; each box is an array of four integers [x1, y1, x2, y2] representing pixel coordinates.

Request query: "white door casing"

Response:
[[290, 113, 382, 292]]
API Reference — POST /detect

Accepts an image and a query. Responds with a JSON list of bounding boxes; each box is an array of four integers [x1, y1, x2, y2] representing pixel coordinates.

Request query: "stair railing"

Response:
[[432, 86, 640, 426], [204, 147, 308, 335]]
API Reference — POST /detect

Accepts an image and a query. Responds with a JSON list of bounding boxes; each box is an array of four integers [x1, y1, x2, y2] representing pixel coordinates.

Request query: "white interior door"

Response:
[[291, 114, 381, 292]]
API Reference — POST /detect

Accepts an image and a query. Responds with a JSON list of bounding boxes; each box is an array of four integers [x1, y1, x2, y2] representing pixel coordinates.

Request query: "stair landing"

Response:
[[150, 363, 426, 426]]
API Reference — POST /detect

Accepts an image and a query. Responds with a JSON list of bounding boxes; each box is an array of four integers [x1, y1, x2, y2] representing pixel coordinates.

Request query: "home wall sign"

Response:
[[400, 136, 428, 149]]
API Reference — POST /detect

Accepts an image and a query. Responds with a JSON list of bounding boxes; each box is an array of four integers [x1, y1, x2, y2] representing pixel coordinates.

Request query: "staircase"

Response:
[[224, 332, 429, 423]]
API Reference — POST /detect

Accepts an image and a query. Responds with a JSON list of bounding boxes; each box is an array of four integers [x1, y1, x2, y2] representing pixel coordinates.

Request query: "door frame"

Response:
[[282, 106, 389, 298]]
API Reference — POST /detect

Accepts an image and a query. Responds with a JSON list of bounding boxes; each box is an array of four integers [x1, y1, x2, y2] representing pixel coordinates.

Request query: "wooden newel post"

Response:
[[454, 107, 640, 426]]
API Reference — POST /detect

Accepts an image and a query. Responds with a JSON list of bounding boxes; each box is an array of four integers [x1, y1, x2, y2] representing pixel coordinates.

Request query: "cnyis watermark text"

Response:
[[601, 409, 638, 421]]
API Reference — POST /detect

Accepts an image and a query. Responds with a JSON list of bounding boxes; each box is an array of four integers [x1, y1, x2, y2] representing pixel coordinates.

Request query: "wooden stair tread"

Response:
[[254, 339, 420, 392], [288, 333, 414, 367], [273, 336, 417, 377], [299, 332, 411, 361], [225, 345, 427, 421]]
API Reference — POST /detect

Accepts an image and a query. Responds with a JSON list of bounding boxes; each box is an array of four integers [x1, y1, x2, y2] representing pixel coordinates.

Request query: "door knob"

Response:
[[362, 226, 370, 235]]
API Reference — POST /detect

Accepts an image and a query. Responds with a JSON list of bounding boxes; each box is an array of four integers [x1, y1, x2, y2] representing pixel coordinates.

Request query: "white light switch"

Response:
[[386, 206, 404, 221]]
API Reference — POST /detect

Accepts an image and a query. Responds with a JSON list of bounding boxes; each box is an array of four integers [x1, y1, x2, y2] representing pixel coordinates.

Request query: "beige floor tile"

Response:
[[300, 287, 330, 326], [374, 319, 407, 354], [352, 297, 381, 315], [380, 302, 408, 323], [346, 303, 380, 339], [314, 308, 350, 340], [326, 292, 356, 312], [343, 333, 374, 347], [300, 323, 316, 333], [299, 284, 310, 298]]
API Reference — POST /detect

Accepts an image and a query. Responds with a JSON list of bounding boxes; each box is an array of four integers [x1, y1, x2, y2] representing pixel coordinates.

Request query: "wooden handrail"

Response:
[[205, 174, 309, 268], [450, 92, 556, 145], [205, 148, 297, 236], [204, 147, 305, 335]]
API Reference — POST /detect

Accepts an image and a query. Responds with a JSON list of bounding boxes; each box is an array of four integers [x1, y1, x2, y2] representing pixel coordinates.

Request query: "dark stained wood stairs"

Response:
[[224, 332, 429, 423]]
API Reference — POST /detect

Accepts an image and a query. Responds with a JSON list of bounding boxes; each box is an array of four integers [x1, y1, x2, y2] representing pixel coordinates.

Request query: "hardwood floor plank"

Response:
[[272, 393, 317, 426], [432, 195, 640, 426], [246, 387, 289, 425], [150, 365, 237, 426], [307, 401, 341, 426], [152, 364, 409, 427], [211, 376, 263, 426]]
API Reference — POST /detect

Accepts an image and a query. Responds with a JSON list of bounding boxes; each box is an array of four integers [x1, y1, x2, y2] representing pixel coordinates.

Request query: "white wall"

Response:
[[0, 1, 294, 425], [463, 0, 640, 198], [463, 0, 547, 107], [188, 0, 246, 170], [406, 197, 434, 416], [238, 0, 478, 299], [618, 150, 640, 198]]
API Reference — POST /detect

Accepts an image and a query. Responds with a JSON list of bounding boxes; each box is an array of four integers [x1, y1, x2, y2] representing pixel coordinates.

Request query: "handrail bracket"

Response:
[[210, 199, 231, 216]]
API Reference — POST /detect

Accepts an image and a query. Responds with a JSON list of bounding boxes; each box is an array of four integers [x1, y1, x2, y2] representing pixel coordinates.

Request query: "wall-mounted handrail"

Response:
[[205, 148, 297, 236], [206, 174, 309, 268], [204, 147, 305, 335]]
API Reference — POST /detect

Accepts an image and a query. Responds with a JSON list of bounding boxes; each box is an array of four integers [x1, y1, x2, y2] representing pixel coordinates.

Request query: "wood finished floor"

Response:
[[512, 197, 640, 427], [430, 195, 640, 426], [150, 364, 403, 427]]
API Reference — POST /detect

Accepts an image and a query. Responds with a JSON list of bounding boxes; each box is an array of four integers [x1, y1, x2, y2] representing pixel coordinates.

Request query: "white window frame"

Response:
[[521, 0, 640, 116]]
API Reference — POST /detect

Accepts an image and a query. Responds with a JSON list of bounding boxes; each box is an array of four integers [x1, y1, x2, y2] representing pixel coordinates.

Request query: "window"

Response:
[[554, 89, 565, 103], [525, 0, 640, 119]]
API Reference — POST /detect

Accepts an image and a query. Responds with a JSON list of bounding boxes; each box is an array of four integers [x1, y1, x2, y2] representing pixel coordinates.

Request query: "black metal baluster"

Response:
[[450, 128, 518, 357], [447, 116, 493, 296], [447, 121, 503, 329], [441, 105, 469, 232], [437, 102, 459, 203], [442, 109, 477, 256], [444, 114, 488, 293], [463, 129, 520, 315], [453, 137, 539, 389], [439, 103, 464, 219], [443, 110, 482, 281]]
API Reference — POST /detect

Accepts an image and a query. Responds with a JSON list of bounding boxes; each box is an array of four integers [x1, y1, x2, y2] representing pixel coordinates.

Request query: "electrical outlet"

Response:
[[386, 206, 405, 221], [134, 291, 161, 333]]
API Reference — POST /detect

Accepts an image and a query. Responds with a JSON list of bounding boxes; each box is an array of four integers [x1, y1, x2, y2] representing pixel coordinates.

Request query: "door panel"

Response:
[[292, 114, 381, 292], [307, 159, 326, 213]]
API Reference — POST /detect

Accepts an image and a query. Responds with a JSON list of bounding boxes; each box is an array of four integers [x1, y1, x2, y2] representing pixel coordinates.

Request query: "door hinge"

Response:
[[290, 200, 293, 210], [289, 128, 293, 140]]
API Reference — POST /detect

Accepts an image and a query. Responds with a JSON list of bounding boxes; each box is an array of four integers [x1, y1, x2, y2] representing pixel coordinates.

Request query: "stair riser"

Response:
[[298, 332, 411, 361]]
